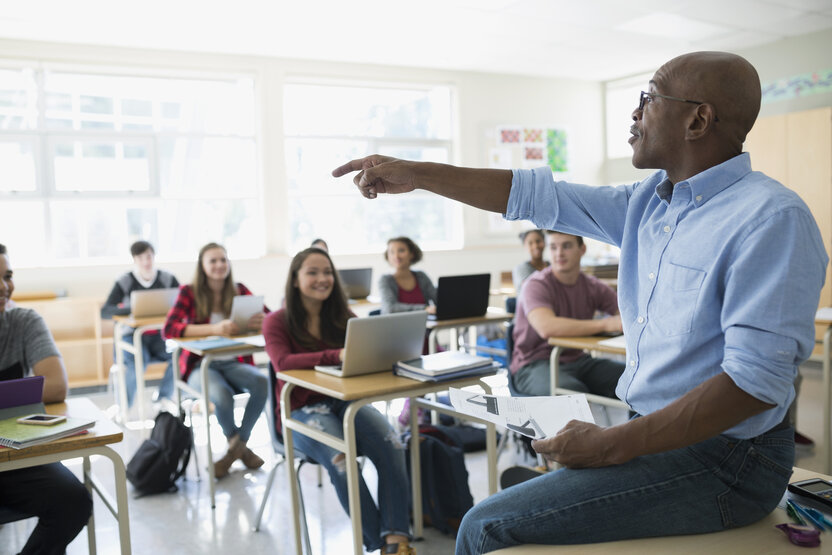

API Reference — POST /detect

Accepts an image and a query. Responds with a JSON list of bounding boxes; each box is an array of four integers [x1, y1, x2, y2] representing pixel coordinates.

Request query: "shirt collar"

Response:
[[653, 153, 752, 208]]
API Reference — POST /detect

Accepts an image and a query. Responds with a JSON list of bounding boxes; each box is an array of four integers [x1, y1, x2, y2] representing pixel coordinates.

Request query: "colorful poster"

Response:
[[547, 129, 568, 173], [498, 127, 521, 144], [523, 128, 544, 143]]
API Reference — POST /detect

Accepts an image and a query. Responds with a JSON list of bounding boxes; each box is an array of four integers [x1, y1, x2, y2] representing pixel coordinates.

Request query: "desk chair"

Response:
[[253, 363, 318, 554]]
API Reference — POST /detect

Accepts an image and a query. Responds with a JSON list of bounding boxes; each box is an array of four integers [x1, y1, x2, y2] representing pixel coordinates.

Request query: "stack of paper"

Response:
[[394, 351, 498, 382], [0, 415, 95, 449]]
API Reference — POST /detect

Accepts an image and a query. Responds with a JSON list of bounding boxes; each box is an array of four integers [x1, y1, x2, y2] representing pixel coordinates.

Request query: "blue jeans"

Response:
[[291, 399, 411, 551], [117, 331, 174, 407], [514, 355, 624, 398], [187, 359, 267, 442], [456, 424, 794, 554]]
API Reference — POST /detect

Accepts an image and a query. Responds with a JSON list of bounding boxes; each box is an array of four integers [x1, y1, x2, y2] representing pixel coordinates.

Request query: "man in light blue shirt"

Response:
[[334, 51, 828, 552]]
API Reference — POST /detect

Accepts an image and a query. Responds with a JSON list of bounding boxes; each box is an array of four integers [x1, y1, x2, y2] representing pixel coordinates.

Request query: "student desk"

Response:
[[170, 335, 265, 509], [426, 309, 513, 354], [818, 312, 832, 474], [277, 369, 499, 555], [547, 335, 628, 409], [491, 466, 830, 554], [112, 314, 167, 425], [0, 397, 132, 554]]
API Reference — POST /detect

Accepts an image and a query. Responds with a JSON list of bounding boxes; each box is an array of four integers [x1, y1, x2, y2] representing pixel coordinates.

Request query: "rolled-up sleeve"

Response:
[[721, 206, 828, 431]]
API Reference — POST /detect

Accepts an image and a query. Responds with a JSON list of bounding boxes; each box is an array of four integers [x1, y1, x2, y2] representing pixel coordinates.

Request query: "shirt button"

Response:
[[695, 195, 702, 202], [629, 359, 636, 367], [637, 316, 645, 324], [663, 225, 671, 233], [648, 272, 655, 280]]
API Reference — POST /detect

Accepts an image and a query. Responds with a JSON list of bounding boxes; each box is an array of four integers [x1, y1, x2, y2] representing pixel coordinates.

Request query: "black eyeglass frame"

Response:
[[638, 91, 719, 122]]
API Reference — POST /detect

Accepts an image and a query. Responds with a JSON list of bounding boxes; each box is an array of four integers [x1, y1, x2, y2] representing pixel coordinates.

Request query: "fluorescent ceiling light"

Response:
[[616, 13, 731, 42]]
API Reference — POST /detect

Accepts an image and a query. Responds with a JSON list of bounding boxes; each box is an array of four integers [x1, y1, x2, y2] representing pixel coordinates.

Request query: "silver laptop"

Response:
[[314, 311, 427, 377], [130, 287, 179, 318], [338, 267, 373, 300]]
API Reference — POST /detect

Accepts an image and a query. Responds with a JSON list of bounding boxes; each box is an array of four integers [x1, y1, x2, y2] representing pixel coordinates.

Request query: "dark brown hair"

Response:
[[192, 242, 237, 322], [130, 240, 154, 257], [518, 229, 545, 243], [284, 248, 351, 351], [384, 236, 423, 265]]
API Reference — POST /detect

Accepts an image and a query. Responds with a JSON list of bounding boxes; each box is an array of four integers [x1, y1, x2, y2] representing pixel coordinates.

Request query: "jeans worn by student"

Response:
[[455, 423, 794, 554], [186, 359, 267, 442], [514, 354, 624, 398], [118, 331, 175, 406], [291, 399, 411, 551]]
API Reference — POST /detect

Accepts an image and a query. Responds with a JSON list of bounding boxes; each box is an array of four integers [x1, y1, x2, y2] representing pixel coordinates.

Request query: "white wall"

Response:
[[2, 38, 602, 305]]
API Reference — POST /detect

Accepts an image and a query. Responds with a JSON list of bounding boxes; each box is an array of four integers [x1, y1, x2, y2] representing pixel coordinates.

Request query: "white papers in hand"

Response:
[[448, 387, 594, 440], [230, 295, 264, 330]]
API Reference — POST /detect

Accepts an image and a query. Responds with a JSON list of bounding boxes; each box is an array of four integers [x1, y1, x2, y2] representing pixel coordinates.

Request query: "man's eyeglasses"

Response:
[[638, 91, 719, 122]]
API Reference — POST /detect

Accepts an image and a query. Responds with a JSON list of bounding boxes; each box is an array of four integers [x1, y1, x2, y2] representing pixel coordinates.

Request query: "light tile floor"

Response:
[[1, 360, 827, 554]]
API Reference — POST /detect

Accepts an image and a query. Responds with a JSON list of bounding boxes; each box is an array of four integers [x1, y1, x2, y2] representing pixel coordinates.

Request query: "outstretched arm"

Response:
[[332, 155, 513, 213], [533, 372, 774, 468]]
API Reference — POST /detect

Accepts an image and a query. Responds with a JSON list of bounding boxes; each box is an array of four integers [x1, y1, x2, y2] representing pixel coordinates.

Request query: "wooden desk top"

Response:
[[0, 397, 123, 463], [426, 310, 513, 329], [112, 314, 167, 327], [170, 335, 264, 357], [492, 466, 829, 555], [547, 335, 627, 356], [278, 369, 489, 401]]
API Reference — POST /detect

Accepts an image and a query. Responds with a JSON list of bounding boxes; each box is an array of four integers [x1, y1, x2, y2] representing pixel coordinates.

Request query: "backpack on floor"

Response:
[[402, 425, 474, 535], [126, 411, 192, 497]]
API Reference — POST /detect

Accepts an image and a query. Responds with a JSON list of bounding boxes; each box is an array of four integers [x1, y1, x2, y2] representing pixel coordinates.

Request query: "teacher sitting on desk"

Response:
[[333, 51, 828, 553], [163, 242, 268, 479], [263, 247, 415, 555], [0, 243, 92, 555]]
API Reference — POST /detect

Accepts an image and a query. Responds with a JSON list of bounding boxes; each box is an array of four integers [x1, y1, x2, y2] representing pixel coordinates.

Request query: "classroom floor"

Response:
[[0, 360, 827, 555]]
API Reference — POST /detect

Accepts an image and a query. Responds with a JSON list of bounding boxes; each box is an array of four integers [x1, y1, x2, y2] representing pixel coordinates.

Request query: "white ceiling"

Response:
[[1, 0, 831, 81]]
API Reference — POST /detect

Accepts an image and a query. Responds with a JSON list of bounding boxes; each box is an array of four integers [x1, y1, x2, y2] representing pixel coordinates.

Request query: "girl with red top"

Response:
[[163, 242, 268, 479], [378, 236, 437, 315], [263, 248, 415, 555]]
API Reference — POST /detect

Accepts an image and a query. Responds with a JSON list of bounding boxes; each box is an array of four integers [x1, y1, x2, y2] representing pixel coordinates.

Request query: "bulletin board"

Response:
[[489, 125, 569, 174]]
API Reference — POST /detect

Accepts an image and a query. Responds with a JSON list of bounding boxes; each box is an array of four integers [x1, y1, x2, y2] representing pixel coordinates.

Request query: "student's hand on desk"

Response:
[[331, 155, 416, 199], [247, 312, 264, 332], [602, 314, 622, 334], [338, 349, 345, 362], [532, 420, 628, 469], [214, 319, 239, 336], [425, 305, 436, 315]]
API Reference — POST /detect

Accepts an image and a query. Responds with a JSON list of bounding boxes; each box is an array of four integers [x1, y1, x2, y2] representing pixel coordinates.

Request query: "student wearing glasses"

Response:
[[0, 243, 93, 555], [163, 242, 268, 479], [333, 51, 827, 551]]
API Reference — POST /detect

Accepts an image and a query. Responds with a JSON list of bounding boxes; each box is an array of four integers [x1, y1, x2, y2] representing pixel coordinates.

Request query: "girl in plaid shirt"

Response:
[[164, 242, 268, 479]]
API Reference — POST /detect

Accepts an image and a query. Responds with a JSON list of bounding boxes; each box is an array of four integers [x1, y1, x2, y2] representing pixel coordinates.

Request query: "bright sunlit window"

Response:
[[605, 73, 651, 160], [0, 65, 261, 267], [284, 80, 461, 255]]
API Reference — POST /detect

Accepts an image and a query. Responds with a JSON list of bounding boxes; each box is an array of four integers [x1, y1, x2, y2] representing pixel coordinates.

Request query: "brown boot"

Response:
[[214, 435, 244, 479], [240, 444, 264, 470]]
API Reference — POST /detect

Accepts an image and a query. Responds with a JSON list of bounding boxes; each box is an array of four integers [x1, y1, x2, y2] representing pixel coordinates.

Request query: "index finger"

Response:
[[332, 158, 369, 178]]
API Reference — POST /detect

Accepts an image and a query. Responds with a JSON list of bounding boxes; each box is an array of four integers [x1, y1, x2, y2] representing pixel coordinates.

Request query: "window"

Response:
[[605, 73, 651, 160], [0, 64, 261, 266], [284, 81, 460, 254]]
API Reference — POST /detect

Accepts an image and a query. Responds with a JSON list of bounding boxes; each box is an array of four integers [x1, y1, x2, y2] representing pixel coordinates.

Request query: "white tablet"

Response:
[[230, 295, 264, 330]]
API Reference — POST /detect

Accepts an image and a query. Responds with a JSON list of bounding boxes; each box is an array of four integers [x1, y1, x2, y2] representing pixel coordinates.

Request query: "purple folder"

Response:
[[0, 376, 45, 418]]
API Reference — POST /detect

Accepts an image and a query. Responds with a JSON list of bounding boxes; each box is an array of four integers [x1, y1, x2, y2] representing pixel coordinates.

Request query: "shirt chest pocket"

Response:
[[654, 262, 706, 336]]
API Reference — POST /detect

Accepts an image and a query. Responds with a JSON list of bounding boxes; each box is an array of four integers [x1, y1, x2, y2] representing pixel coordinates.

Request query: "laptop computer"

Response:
[[130, 287, 179, 318], [338, 268, 373, 300], [430, 273, 491, 320], [314, 311, 427, 378]]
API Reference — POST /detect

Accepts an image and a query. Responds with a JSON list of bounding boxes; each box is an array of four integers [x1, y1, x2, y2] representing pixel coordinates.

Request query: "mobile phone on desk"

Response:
[[789, 478, 832, 509], [16, 414, 67, 426]]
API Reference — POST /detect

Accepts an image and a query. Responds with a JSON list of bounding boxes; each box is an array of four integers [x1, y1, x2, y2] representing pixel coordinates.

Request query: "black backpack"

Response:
[[126, 411, 192, 496], [403, 425, 474, 535]]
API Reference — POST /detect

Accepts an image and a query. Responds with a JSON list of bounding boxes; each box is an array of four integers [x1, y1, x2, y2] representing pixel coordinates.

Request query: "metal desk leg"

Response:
[[281, 383, 304, 555], [133, 328, 146, 427], [343, 401, 365, 555], [410, 395, 423, 538], [824, 326, 831, 474], [114, 322, 130, 424], [199, 356, 217, 508], [82, 455, 97, 555]]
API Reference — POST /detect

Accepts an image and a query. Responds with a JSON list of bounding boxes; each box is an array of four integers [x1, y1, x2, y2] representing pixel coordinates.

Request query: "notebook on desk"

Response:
[[314, 311, 427, 378], [428, 273, 491, 321], [338, 268, 373, 300], [130, 287, 179, 318]]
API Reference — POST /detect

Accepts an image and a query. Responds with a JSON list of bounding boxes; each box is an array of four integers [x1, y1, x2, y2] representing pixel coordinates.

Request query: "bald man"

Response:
[[333, 51, 828, 552]]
